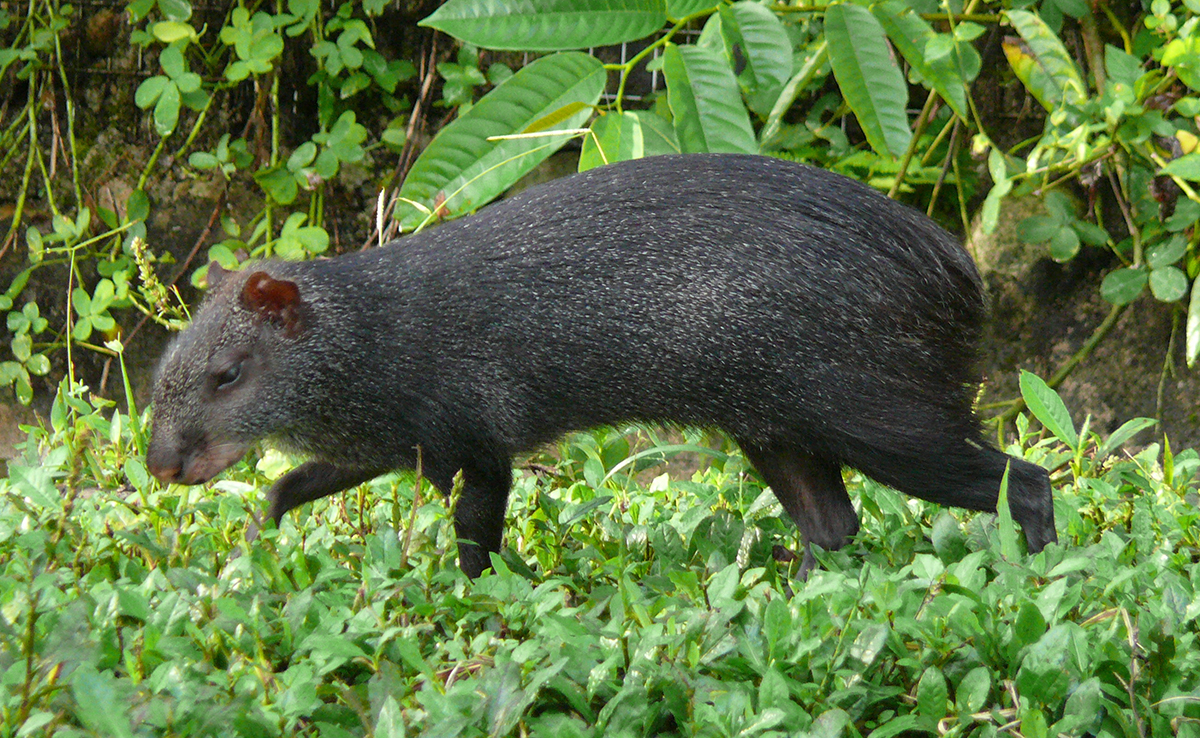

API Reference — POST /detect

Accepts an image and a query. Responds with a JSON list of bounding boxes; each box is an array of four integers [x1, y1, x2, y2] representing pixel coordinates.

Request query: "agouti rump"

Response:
[[146, 154, 1057, 577]]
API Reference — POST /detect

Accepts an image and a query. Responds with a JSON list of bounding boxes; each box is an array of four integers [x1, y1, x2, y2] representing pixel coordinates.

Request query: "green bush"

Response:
[[1, 377, 1199, 736]]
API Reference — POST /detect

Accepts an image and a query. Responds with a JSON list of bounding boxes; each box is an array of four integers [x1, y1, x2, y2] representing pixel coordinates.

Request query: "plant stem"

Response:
[[889, 89, 939, 199]]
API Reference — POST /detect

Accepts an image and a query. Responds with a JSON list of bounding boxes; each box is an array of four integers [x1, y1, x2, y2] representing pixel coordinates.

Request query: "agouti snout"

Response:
[[147, 154, 1057, 577]]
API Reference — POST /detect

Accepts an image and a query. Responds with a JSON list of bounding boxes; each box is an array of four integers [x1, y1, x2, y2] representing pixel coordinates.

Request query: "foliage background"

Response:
[[1, 0, 1200, 735]]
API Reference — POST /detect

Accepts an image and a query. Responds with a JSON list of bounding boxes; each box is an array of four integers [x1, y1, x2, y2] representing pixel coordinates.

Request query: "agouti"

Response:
[[146, 154, 1057, 577]]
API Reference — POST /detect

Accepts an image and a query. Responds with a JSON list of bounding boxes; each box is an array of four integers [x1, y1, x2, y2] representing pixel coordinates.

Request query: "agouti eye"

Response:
[[215, 363, 242, 390]]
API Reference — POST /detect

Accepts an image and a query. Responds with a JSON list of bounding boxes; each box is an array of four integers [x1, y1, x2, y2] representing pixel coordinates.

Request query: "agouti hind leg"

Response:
[[739, 441, 860, 579], [428, 456, 514, 579]]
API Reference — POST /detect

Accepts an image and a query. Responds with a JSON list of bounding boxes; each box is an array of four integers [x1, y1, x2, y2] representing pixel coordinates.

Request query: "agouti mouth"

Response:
[[147, 439, 251, 486]]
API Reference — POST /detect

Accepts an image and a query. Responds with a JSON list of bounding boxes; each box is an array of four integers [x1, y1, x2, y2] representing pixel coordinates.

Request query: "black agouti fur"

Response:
[[147, 154, 1057, 577]]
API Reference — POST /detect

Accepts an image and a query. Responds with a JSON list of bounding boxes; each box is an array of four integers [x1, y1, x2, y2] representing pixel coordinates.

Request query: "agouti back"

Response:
[[147, 153, 1057, 577]]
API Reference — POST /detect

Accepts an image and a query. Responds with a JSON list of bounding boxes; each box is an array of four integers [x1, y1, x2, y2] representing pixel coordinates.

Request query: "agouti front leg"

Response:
[[248, 461, 384, 538]]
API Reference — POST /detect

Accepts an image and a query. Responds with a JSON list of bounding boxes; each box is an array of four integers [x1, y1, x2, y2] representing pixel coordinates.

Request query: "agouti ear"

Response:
[[206, 261, 230, 290], [241, 271, 305, 336]]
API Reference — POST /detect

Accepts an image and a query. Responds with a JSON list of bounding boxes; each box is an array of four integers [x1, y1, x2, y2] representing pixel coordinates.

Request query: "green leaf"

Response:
[[824, 3, 911, 158], [1160, 153, 1200, 181], [867, 714, 927, 738], [72, 665, 134, 738], [1017, 215, 1058, 243], [135, 76, 168, 109], [1149, 266, 1188, 302], [25, 353, 50, 376], [718, 2, 793, 115], [916, 667, 948, 723], [1019, 370, 1078, 449], [980, 148, 1011, 234], [662, 43, 757, 154], [420, 0, 667, 52], [579, 111, 645, 170], [1003, 10, 1086, 110], [1073, 219, 1108, 246], [396, 52, 605, 230], [667, 0, 715, 20], [1013, 599, 1048, 646], [151, 20, 197, 43], [1056, 678, 1104, 735], [1104, 44, 1141, 87], [996, 465, 1021, 558], [175, 71, 202, 94], [160, 45, 185, 78], [255, 165, 299, 205], [25, 228, 43, 264], [1100, 266, 1147, 305], [1048, 227, 1079, 262], [153, 81, 181, 136], [288, 142, 318, 171], [1016, 626, 1074, 707], [127, 190, 150, 222], [873, 1, 968, 119], [1096, 417, 1156, 459], [375, 696, 405, 738], [1188, 276, 1200, 367], [158, 0, 193, 21], [955, 667, 991, 714], [11, 333, 31, 362], [634, 111, 680, 156]]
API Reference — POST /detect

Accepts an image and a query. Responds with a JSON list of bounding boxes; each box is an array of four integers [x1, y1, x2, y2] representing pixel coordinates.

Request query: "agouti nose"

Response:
[[145, 442, 182, 483], [147, 459, 182, 483]]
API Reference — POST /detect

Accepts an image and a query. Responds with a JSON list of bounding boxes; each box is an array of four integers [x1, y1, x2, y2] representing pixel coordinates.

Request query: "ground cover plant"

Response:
[[1, 374, 1199, 737]]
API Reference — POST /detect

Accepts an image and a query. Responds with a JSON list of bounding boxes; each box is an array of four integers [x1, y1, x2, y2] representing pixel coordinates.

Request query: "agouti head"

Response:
[[146, 263, 307, 486]]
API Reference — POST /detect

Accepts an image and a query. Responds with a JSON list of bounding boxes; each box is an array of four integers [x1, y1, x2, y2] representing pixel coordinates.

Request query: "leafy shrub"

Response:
[[2, 376, 1200, 736]]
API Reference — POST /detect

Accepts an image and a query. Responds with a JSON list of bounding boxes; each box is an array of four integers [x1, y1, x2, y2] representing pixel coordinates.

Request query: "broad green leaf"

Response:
[[1160, 153, 1200, 181], [762, 41, 828, 146], [1003, 10, 1085, 110], [153, 81, 181, 136], [1146, 235, 1187, 268], [1105, 44, 1141, 86], [579, 111, 645, 170], [824, 3, 911, 158], [667, 0, 716, 20], [420, 0, 667, 51], [980, 147, 1011, 234], [716, 2, 793, 115], [1019, 370, 1078, 449], [151, 20, 197, 43], [1188, 276, 1200, 367], [916, 667, 948, 723], [1056, 678, 1103, 735], [1016, 626, 1075, 707], [1100, 266, 1147, 305], [955, 667, 991, 714], [873, 1, 968, 119], [1017, 215, 1059, 243], [1048, 227, 1079, 262], [396, 52, 605, 230], [72, 665, 134, 738], [1149, 265, 1188, 302], [1096, 417, 1156, 459], [996, 465, 1021, 558], [135, 76, 168, 109], [634, 111, 680, 156], [160, 45, 185, 78], [867, 715, 926, 738], [662, 43, 757, 154]]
